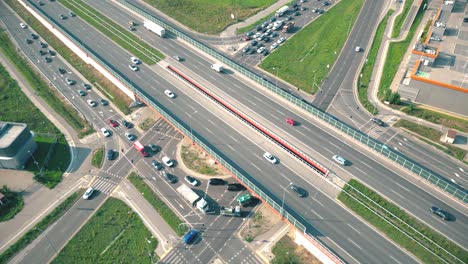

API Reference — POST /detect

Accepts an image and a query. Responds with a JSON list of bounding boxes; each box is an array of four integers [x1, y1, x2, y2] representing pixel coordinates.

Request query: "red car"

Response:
[[109, 119, 119, 127], [285, 118, 295, 126], [242, 36, 251, 41]]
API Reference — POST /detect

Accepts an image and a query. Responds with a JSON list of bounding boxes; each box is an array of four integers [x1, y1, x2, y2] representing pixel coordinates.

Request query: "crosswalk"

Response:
[[91, 176, 119, 195], [365, 125, 386, 139]]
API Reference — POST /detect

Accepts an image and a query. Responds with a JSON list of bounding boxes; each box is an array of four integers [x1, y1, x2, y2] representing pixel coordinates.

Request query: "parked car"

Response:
[[122, 120, 133, 128], [107, 149, 115, 160], [59, 14, 67, 20], [209, 178, 226, 185], [40, 42, 48, 48], [125, 132, 136, 141], [39, 50, 47, 56], [162, 156, 174, 167], [431, 206, 449, 220], [164, 90, 175, 98], [82, 83, 91, 90], [257, 47, 266, 54], [25, 38, 33, 44], [151, 160, 162, 170], [87, 100, 97, 107], [82, 187, 94, 199], [68, 11, 76, 17], [58, 68, 67, 74], [290, 184, 307, 197], [109, 119, 119, 127], [227, 183, 245, 191], [163, 172, 177, 183], [20, 23, 27, 29], [263, 152, 277, 164], [65, 78, 75, 85], [100, 98, 109, 106], [185, 175, 199, 186], [44, 57, 52, 63], [77, 90, 87, 96], [277, 37, 286, 44]]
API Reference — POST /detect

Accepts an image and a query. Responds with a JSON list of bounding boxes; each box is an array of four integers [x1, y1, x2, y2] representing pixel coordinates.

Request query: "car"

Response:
[[77, 90, 87, 96], [323, 1, 330, 6], [26, 38, 33, 44], [270, 32, 278, 38], [208, 178, 226, 185], [82, 187, 94, 199], [430, 206, 449, 220], [151, 160, 162, 170], [59, 14, 67, 20], [261, 21, 269, 28], [164, 90, 175, 98], [227, 183, 245, 191], [317, 9, 325, 14], [125, 132, 136, 141], [312, 8, 318, 13], [263, 36, 271, 42], [44, 57, 52, 63], [290, 184, 307, 197], [82, 83, 91, 90], [270, 43, 279, 50], [20, 23, 27, 29], [107, 149, 115, 160], [163, 172, 177, 183], [242, 46, 251, 53], [40, 42, 48, 48], [269, 16, 276, 22], [256, 25, 262, 31], [149, 144, 160, 153], [285, 15, 293, 21], [130, 56, 140, 64], [122, 120, 133, 128], [430, 36, 442, 41], [129, 25, 136, 31], [87, 100, 97, 107], [464, 17, 468, 23], [185, 175, 199, 186], [38, 1, 44, 6], [247, 48, 256, 55], [285, 117, 295, 126], [58, 68, 67, 74], [300, 6, 307, 11], [31, 33, 39, 39], [68, 11, 76, 17], [100, 98, 109, 106], [246, 31, 254, 36], [277, 37, 286, 44], [39, 50, 47, 56], [101, 127, 111, 137], [263, 152, 277, 164], [65, 78, 75, 85], [262, 49, 270, 56], [250, 40, 258, 46], [242, 36, 251, 41], [183, 229, 199, 244], [355, 46, 361, 52], [371, 117, 385, 126], [129, 64, 139, 71], [332, 155, 347, 165], [173, 55, 183, 61], [294, 11, 301, 16], [162, 156, 174, 167], [109, 119, 119, 127], [300, 0, 307, 2], [257, 47, 266, 53]]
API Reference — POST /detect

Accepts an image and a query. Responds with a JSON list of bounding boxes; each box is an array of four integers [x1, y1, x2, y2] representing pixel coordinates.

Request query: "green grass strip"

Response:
[[401, 106, 468, 132], [338, 179, 468, 264], [6, 0, 133, 115], [392, 0, 415, 38], [91, 146, 104, 168], [0, 186, 24, 222], [52, 198, 158, 263], [0, 190, 82, 264], [358, 10, 394, 114], [260, 0, 365, 94], [59, 0, 164, 65], [128, 173, 187, 236]]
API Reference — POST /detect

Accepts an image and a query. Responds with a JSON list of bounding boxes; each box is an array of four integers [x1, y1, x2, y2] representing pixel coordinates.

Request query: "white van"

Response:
[[101, 127, 111, 137], [162, 156, 174, 167], [332, 155, 347, 166]]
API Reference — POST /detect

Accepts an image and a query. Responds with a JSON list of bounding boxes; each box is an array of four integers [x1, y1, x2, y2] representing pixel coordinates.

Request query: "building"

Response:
[[0, 122, 37, 169], [444, 129, 456, 144]]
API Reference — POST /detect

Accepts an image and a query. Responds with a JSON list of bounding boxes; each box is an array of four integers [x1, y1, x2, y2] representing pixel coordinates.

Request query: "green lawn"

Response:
[[401, 105, 468, 132], [358, 10, 394, 114], [272, 235, 301, 264], [392, 0, 415, 38], [0, 186, 24, 222], [52, 198, 158, 263], [91, 147, 104, 168], [260, 0, 364, 94], [142, 0, 275, 34], [0, 190, 82, 264], [6, 0, 134, 115], [128, 173, 187, 236], [338, 180, 468, 263], [236, 9, 276, 35]]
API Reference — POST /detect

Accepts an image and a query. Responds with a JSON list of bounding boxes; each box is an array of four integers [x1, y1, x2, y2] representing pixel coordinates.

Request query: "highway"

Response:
[[78, 0, 468, 250], [23, 0, 422, 263]]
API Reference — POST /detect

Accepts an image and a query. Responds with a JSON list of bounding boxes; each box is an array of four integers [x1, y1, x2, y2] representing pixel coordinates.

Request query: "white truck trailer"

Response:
[[176, 184, 209, 214], [210, 63, 224, 73], [143, 20, 166, 37], [276, 6, 289, 17]]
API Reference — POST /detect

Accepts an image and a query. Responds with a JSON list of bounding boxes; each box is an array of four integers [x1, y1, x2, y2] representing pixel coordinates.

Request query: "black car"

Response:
[[25, 38, 33, 44], [317, 9, 325, 14], [107, 149, 115, 160], [431, 206, 449, 220], [164, 172, 177, 183], [59, 14, 67, 20], [227, 183, 245, 191], [151, 160, 162, 170], [149, 144, 160, 153], [44, 57, 52, 63], [256, 25, 262, 32], [269, 16, 276, 22], [290, 184, 307, 197], [371, 117, 385, 126], [322, 1, 330, 6], [464, 17, 468, 23], [209, 178, 226, 185], [122, 120, 133, 128], [48, 49, 56, 56], [58, 68, 67, 74], [250, 40, 258, 46], [31, 33, 39, 39], [39, 50, 47, 56], [100, 98, 109, 106], [82, 83, 92, 90], [40, 42, 48, 48]]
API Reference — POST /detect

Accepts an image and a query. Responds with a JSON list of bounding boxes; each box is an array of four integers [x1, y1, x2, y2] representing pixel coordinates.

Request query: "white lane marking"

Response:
[[314, 199, 324, 207], [459, 168, 465, 173], [275, 109, 286, 116], [207, 119, 216, 126], [394, 182, 410, 193], [328, 142, 339, 149], [303, 126, 312, 132], [391, 189, 405, 199], [347, 238, 362, 250], [251, 162, 261, 171], [347, 223, 361, 234], [354, 167, 368, 176], [310, 208, 323, 219], [296, 130, 306, 137], [227, 145, 236, 151], [229, 135, 239, 143], [271, 115, 280, 121], [454, 173, 460, 178], [322, 148, 333, 154], [361, 162, 373, 169], [389, 255, 403, 264]]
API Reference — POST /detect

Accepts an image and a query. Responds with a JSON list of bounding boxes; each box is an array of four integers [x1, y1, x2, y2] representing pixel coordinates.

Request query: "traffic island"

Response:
[[239, 204, 281, 243]]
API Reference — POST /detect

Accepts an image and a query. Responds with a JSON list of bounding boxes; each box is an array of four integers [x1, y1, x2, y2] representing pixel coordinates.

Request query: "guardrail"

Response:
[[118, 0, 467, 203], [21, 1, 345, 262]]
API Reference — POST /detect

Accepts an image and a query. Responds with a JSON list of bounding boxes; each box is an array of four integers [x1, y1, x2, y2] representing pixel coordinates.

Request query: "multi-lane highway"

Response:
[[75, 0, 468, 250], [18, 0, 425, 263]]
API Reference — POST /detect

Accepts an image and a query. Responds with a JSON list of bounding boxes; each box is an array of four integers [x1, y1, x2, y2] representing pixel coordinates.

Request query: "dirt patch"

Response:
[[0, 169, 34, 191], [240, 204, 281, 242], [180, 139, 228, 177], [272, 231, 322, 264]]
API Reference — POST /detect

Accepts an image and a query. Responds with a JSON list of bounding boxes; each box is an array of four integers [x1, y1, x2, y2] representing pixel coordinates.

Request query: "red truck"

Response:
[[133, 141, 149, 157], [282, 21, 295, 33]]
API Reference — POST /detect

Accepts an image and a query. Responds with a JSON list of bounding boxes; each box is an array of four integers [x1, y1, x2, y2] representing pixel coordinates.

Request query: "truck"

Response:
[[210, 63, 224, 73], [176, 184, 209, 214], [133, 141, 149, 157], [220, 206, 241, 217], [237, 194, 253, 206], [276, 6, 289, 17], [143, 20, 166, 37], [282, 21, 295, 33]]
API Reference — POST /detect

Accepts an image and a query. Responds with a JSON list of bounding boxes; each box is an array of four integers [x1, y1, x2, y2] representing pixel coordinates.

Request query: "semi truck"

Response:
[[133, 141, 149, 157], [220, 206, 241, 217], [276, 6, 289, 17], [176, 184, 209, 214], [210, 63, 224, 73], [282, 21, 295, 33], [143, 20, 166, 37]]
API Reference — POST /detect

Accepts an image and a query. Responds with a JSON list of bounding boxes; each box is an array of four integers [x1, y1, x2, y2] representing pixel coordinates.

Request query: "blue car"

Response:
[[183, 230, 199, 244]]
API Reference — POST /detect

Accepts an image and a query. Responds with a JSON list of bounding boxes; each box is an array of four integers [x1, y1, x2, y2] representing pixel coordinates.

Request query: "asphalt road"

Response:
[[77, 0, 468, 250], [24, 1, 422, 262]]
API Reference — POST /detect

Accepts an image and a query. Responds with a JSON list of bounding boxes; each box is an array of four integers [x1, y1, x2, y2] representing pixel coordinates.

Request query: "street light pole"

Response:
[[188, 110, 198, 140]]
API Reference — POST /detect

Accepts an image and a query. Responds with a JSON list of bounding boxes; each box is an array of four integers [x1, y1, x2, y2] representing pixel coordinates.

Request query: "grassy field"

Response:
[[142, 0, 275, 34], [272, 235, 321, 264], [0, 190, 82, 264], [181, 145, 219, 175], [338, 179, 468, 264], [138, 117, 156, 131], [128, 173, 187, 236], [401, 105, 468, 132], [392, 0, 415, 38], [419, 19, 432, 42], [52, 198, 158, 263], [91, 147, 104, 168], [0, 186, 24, 222], [358, 10, 394, 114], [6, 0, 134, 115], [260, 0, 365, 94], [59, 0, 164, 64], [378, 0, 426, 100]]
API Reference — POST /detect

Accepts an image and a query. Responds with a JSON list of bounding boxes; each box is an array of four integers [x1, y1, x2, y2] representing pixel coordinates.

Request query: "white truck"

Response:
[[276, 6, 289, 17], [211, 63, 224, 73], [143, 20, 166, 37], [176, 184, 209, 214]]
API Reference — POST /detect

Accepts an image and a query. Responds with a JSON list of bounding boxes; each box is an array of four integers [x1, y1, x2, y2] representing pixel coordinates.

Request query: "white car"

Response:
[[82, 187, 94, 199], [20, 23, 27, 29], [355, 46, 361, 52], [332, 155, 347, 166], [124, 132, 136, 141], [277, 37, 286, 44], [101, 127, 111, 137], [185, 175, 199, 186], [129, 64, 139, 71], [65, 78, 75, 85], [87, 100, 97, 107], [263, 152, 277, 164], [162, 156, 174, 167], [164, 90, 175, 98], [257, 46, 266, 53], [130, 56, 140, 64], [270, 43, 279, 50]]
